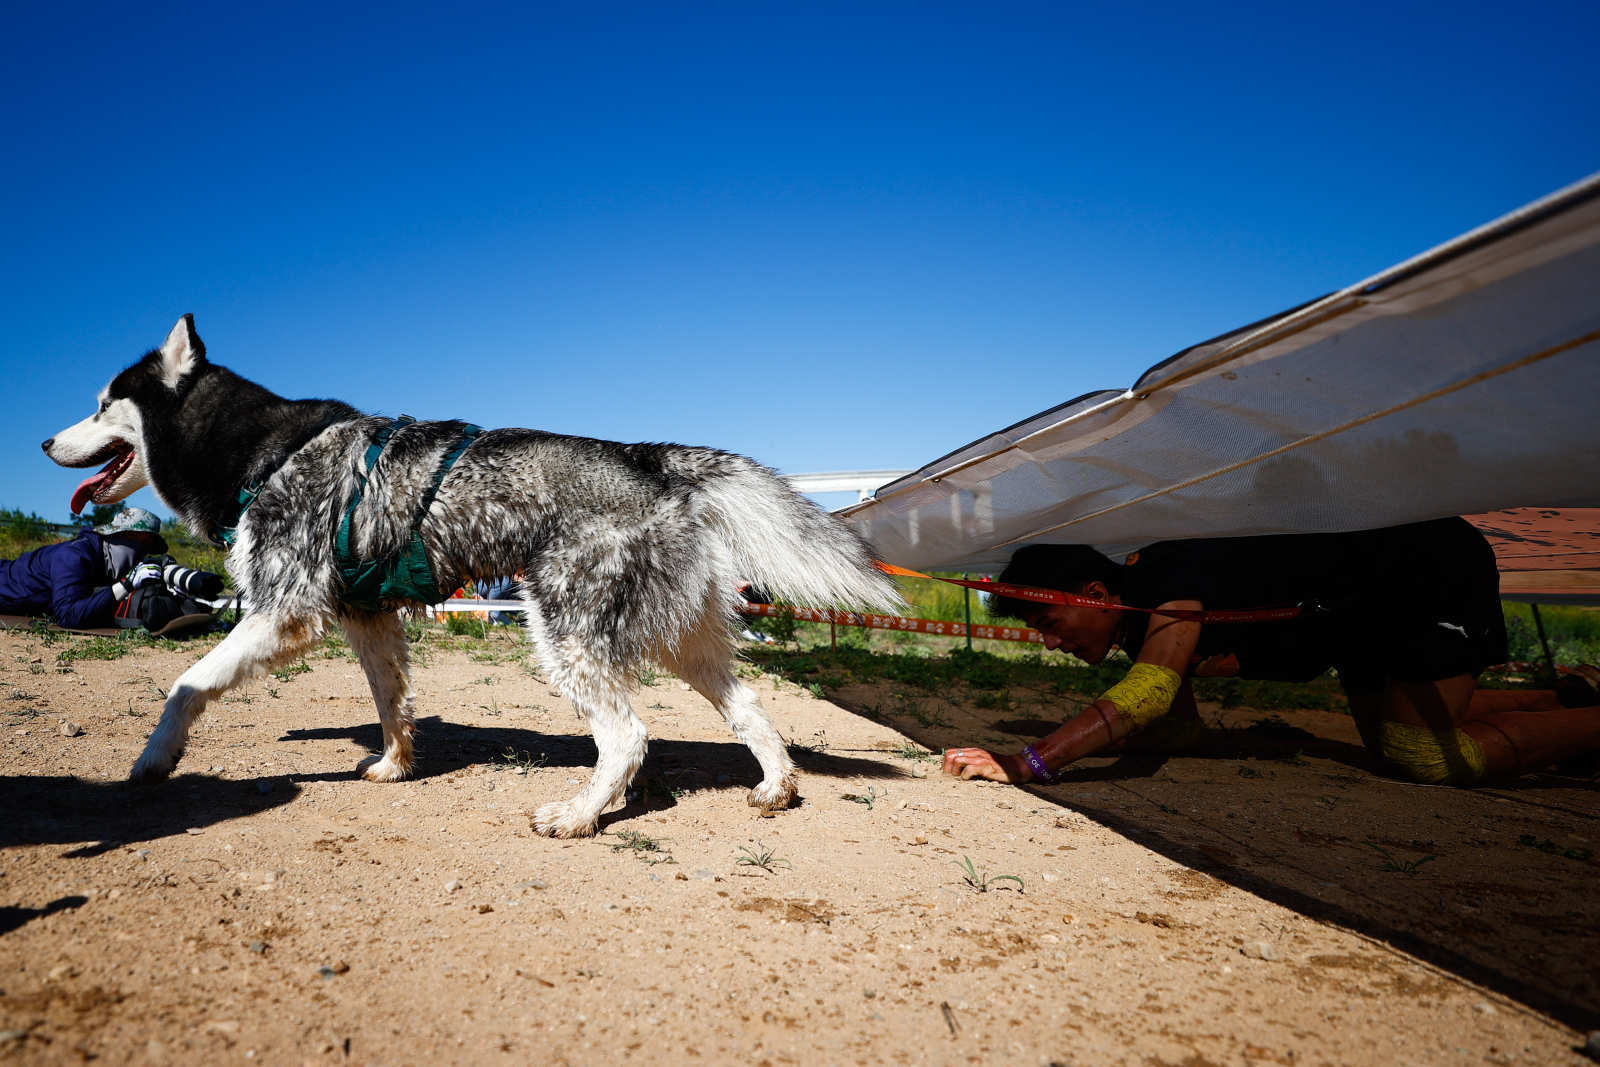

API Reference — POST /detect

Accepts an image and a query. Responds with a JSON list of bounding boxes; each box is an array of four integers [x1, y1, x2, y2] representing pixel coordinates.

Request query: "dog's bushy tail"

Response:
[[685, 453, 906, 614]]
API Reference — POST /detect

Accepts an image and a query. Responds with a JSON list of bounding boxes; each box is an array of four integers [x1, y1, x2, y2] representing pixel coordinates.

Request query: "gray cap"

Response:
[[95, 507, 163, 537]]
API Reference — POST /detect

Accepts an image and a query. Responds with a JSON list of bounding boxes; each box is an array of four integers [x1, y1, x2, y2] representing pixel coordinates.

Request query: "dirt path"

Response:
[[1, 628, 1593, 1064]]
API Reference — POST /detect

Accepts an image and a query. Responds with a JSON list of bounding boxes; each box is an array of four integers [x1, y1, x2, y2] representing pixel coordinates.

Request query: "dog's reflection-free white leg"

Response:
[[342, 611, 416, 781], [533, 653, 648, 838], [130, 613, 317, 782], [663, 611, 797, 811]]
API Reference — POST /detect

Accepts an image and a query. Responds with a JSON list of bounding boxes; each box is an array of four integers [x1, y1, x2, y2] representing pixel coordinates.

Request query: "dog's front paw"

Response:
[[747, 772, 798, 812], [358, 755, 411, 782], [130, 746, 182, 783], [532, 800, 598, 839]]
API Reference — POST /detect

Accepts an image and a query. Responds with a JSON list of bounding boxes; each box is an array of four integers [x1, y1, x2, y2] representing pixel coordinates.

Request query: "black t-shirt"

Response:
[[1117, 518, 1505, 687]]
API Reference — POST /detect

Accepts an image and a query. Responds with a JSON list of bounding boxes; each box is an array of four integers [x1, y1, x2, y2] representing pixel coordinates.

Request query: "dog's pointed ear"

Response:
[[158, 313, 207, 389]]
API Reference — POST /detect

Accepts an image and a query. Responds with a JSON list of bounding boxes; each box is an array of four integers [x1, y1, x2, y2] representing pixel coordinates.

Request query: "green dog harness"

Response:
[[210, 417, 480, 611], [334, 417, 481, 611]]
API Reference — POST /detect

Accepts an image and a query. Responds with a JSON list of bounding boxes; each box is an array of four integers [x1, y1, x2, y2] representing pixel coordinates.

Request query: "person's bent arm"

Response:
[[47, 544, 120, 630], [942, 602, 1202, 784]]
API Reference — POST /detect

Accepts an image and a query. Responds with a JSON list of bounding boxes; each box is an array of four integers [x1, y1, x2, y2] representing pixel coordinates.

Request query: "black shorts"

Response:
[[1330, 518, 1507, 692]]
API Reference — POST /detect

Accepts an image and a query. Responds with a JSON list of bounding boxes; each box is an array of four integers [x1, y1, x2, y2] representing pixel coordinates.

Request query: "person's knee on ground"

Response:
[[1376, 721, 1488, 785]]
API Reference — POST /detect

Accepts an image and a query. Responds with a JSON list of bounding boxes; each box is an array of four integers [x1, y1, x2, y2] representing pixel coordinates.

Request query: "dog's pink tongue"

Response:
[[70, 475, 104, 516], [70, 458, 120, 515]]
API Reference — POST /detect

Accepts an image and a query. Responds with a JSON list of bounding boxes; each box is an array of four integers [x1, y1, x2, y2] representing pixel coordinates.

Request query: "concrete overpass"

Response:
[[783, 470, 910, 505]]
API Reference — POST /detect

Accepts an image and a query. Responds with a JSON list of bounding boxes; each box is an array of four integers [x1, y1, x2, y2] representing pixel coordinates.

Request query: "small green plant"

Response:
[[735, 842, 791, 873], [54, 630, 182, 665], [893, 691, 952, 728], [891, 742, 937, 763], [641, 776, 688, 803], [270, 658, 312, 682], [841, 786, 885, 810], [639, 668, 660, 687], [609, 830, 674, 863], [1365, 842, 1436, 875], [806, 682, 826, 699], [788, 729, 829, 756], [496, 747, 547, 773], [29, 618, 61, 645], [955, 856, 1024, 893]]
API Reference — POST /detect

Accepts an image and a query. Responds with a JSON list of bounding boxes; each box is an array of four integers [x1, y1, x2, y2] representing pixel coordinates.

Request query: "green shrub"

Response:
[[1502, 604, 1600, 666], [445, 611, 488, 638]]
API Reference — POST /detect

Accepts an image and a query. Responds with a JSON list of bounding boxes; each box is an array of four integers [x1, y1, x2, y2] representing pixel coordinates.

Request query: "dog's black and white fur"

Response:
[[44, 315, 903, 837]]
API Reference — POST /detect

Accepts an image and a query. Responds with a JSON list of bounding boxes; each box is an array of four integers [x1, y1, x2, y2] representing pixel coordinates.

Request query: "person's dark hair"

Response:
[[989, 544, 1122, 621]]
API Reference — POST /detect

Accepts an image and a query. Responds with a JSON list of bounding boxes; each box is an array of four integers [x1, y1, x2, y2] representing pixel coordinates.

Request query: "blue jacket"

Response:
[[0, 530, 119, 629]]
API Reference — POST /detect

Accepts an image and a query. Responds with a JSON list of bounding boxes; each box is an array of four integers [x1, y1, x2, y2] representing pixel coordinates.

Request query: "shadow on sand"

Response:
[[0, 715, 907, 934], [823, 686, 1600, 1031]]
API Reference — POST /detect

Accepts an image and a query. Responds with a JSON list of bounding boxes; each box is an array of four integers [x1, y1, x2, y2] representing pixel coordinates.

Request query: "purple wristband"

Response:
[[1021, 744, 1059, 785]]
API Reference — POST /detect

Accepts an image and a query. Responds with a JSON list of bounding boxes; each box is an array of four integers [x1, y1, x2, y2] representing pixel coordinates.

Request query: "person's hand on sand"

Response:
[[941, 746, 1029, 784]]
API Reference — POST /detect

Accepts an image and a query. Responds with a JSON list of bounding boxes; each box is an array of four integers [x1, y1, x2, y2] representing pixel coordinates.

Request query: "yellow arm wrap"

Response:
[[1098, 663, 1183, 727], [1377, 722, 1488, 785]]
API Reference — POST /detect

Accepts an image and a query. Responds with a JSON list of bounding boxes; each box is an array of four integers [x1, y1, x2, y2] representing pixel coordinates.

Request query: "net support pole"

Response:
[[963, 574, 972, 652], [1530, 603, 1558, 683]]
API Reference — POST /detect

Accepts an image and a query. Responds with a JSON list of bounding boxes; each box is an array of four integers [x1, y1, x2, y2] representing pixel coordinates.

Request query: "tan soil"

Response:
[[1, 626, 1595, 1065]]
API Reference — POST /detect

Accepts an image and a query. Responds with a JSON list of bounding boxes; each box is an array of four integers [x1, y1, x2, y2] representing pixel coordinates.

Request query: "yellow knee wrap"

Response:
[[1378, 722, 1488, 785], [1099, 663, 1183, 727]]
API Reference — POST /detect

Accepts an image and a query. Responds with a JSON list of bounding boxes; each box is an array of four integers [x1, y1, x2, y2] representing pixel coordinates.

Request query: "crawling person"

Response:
[[0, 508, 169, 629], [941, 518, 1600, 788]]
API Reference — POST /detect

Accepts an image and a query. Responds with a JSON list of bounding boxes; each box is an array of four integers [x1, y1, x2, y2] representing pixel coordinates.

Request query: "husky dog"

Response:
[[44, 315, 903, 837]]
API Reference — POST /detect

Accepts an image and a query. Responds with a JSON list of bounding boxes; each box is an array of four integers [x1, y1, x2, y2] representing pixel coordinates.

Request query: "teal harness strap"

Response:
[[211, 413, 356, 548], [334, 416, 414, 577], [212, 489, 250, 548], [212, 479, 272, 548], [336, 418, 481, 611]]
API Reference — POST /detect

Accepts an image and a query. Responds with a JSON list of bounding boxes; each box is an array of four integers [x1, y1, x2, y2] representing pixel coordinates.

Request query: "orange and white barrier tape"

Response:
[[737, 602, 1041, 644]]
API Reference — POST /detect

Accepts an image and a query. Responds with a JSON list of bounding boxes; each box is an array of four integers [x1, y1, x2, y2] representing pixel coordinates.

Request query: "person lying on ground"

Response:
[[941, 518, 1600, 788], [0, 508, 169, 629]]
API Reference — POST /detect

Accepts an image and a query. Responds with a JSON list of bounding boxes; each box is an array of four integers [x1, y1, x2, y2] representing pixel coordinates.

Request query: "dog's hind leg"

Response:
[[131, 613, 322, 782], [342, 611, 417, 782], [661, 607, 797, 812], [531, 645, 649, 839]]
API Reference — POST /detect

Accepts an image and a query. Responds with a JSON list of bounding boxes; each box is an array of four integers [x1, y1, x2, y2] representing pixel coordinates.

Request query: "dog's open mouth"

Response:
[[70, 441, 137, 514]]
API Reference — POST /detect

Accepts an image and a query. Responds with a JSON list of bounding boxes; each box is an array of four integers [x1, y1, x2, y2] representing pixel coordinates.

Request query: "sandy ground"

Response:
[[1, 624, 1596, 1065]]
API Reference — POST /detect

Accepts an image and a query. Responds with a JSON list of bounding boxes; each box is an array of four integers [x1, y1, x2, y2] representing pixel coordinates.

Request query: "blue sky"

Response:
[[4, 1, 1596, 522]]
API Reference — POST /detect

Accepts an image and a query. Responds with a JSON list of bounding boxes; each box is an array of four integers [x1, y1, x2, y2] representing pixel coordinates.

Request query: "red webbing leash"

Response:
[[875, 562, 1307, 625]]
